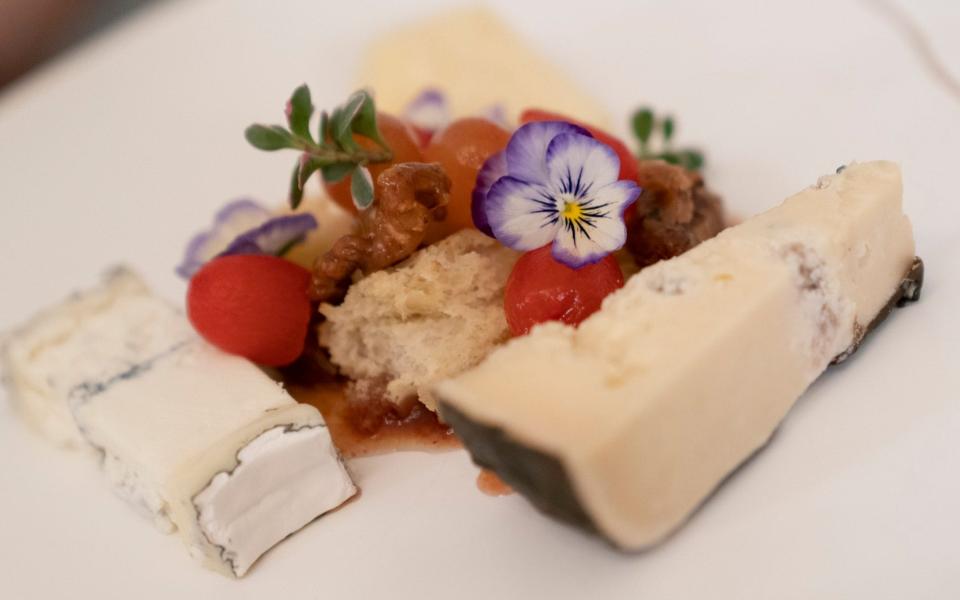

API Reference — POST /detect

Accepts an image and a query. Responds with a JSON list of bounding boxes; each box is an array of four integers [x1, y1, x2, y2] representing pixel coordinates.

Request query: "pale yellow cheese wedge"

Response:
[[436, 161, 918, 550], [357, 7, 611, 127]]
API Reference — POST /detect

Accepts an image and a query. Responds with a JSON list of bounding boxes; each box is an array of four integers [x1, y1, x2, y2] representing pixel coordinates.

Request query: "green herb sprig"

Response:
[[631, 108, 704, 171], [245, 85, 392, 210]]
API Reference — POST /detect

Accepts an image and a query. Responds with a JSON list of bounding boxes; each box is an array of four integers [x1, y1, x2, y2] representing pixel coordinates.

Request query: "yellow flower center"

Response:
[[561, 201, 583, 221]]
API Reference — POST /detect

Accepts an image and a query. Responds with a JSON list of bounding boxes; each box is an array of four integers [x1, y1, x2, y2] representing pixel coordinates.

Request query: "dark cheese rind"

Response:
[[832, 256, 923, 364], [438, 257, 924, 548], [439, 401, 599, 535]]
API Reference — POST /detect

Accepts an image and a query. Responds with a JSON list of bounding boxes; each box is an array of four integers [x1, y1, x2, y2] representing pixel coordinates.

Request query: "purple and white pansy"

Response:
[[472, 121, 642, 268], [176, 199, 317, 278]]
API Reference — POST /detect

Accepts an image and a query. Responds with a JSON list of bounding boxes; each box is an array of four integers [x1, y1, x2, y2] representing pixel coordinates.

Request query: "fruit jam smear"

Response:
[[288, 382, 460, 458]]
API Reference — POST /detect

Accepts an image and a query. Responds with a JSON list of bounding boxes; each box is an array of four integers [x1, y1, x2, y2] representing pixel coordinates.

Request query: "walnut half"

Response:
[[310, 162, 451, 303]]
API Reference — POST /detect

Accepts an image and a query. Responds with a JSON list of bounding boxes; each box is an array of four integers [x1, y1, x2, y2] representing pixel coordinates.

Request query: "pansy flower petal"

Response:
[[550, 180, 640, 268], [403, 88, 450, 135], [545, 133, 621, 194], [176, 199, 271, 278], [486, 175, 560, 250], [471, 150, 508, 237], [480, 103, 510, 129], [505, 121, 591, 186], [222, 213, 318, 257]]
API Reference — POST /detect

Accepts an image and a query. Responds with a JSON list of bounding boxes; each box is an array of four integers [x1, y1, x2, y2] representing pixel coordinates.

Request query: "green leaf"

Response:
[[349, 90, 386, 147], [350, 165, 374, 210], [286, 84, 314, 141], [331, 92, 366, 151], [297, 154, 323, 189], [662, 117, 675, 143], [318, 110, 329, 143], [321, 162, 354, 184], [676, 150, 705, 171], [631, 109, 655, 145], [245, 124, 295, 151], [656, 151, 680, 165], [288, 162, 305, 209], [327, 107, 355, 151]]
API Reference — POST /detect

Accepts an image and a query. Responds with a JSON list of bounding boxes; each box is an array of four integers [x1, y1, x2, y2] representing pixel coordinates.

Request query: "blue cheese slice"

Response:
[[1, 268, 355, 577]]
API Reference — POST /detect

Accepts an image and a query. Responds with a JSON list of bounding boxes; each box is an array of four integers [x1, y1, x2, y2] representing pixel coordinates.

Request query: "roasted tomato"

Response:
[[423, 117, 511, 237], [504, 246, 624, 336]]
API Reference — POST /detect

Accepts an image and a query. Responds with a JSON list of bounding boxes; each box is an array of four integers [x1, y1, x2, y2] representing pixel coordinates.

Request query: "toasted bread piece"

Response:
[[320, 230, 519, 411]]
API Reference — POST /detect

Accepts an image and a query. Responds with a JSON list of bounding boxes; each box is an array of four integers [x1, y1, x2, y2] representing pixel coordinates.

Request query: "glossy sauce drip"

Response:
[[476, 469, 514, 496], [289, 383, 461, 458]]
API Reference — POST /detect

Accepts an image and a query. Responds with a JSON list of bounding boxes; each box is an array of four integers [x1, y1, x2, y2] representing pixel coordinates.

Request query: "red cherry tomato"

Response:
[[519, 108, 639, 182], [504, 246, 624, 336], [187, 255, 313, 366]]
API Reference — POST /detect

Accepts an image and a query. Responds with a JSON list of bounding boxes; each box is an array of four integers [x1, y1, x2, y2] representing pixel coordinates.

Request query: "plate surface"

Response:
[[1, 0, 958, 598]]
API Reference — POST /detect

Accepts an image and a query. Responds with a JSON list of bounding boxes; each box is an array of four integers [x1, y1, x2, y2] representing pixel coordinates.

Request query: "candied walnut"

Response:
[[310, 162, 451, 302], [626, 160, 725, 268]]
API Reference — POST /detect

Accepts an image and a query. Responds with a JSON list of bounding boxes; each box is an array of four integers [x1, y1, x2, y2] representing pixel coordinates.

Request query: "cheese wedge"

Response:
[[1, 268, 356, 577], [358, 7, 611, 127], [436, 161, 921, 549]]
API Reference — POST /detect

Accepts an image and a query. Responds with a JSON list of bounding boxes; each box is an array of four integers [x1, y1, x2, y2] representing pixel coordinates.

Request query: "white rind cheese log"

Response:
[[1, 269, 355, 577], [1, 270, 158, 448], [436, 161, 918, 549]]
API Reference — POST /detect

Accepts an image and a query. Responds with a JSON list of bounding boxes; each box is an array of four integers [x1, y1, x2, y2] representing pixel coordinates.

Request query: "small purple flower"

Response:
[[473, 121, 641, 268], [176, 199, 318, 278], [404, 89, 513, 139], [403, 88, 450, 137]]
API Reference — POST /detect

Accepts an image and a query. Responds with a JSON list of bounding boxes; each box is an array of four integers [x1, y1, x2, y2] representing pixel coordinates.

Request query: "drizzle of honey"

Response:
[[289, 382, 461, 458]]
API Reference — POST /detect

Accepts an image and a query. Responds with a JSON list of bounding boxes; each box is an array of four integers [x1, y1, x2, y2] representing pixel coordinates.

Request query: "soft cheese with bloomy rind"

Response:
[[320, 229, 519, 411], [0, 268, 179, 448], [436, 161, 915, 549], [1, 269, 356, 577]]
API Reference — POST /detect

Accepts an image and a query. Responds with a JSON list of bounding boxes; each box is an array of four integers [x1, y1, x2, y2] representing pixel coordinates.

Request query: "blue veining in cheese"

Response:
[[1, 267, 356, 577]]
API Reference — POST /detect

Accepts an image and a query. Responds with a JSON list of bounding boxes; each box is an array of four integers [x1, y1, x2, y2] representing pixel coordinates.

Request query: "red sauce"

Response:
[[289, 383, 461, 458], [476, 469, 514, 496]]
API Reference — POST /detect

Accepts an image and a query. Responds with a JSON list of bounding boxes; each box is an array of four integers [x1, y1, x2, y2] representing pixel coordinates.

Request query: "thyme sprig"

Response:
[[631, 107, 704, 171], [245, 85, 391, 210]]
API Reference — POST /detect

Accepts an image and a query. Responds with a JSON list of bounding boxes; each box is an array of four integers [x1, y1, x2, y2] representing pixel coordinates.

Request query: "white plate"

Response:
[[1, 0, 958, 597]]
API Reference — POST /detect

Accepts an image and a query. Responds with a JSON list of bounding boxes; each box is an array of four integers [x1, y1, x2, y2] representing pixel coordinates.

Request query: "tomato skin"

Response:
[[187, 255, 313, 366], [519, 108, 639, 183], [423, 117, 511, 236], [504, 246, 624, 336], [324, 113, 424, 214]]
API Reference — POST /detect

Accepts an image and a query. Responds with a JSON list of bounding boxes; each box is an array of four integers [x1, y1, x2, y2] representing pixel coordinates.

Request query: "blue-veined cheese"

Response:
[[1, 268, 356, 577]]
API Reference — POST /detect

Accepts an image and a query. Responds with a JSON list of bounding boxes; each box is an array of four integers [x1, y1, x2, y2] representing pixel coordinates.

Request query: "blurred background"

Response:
[[0, 0, 155, 87]]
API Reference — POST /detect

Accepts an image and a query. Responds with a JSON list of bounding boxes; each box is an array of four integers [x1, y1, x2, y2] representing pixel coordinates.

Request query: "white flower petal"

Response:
[[486, 176, 560, 250], [550, 180, 639, 268], [545, 133, 620, 195], [403, 88, 450, 132], [505, 121, 590, 186]]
